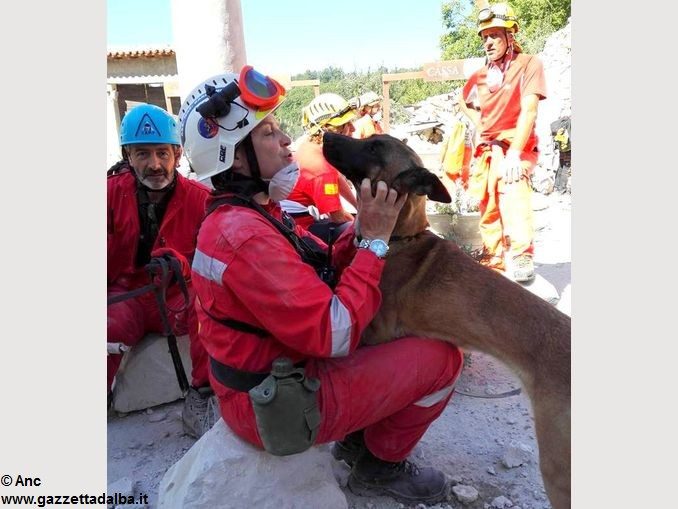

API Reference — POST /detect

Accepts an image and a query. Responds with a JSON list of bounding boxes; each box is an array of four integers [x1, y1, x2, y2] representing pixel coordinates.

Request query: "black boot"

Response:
[[331, 430, 366, 467], [347, 449, 448, 504]]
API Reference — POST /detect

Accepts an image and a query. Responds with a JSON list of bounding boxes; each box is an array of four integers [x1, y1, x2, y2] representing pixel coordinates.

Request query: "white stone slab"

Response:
[[158, 419, 348, 509], [112, 333, 192, 413]]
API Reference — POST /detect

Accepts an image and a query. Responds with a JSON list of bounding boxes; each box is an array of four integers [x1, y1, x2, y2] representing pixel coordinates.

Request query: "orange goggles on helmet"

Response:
[[196, 66, 285, 119], [238, 65, 285, 111]]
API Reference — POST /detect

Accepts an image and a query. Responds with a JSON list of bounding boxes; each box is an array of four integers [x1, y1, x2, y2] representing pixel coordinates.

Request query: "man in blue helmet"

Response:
[[107, 103, 215, 438]]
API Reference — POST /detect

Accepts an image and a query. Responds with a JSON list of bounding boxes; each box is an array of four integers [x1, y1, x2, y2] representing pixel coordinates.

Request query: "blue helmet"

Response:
[[119, 104, 180, 146]]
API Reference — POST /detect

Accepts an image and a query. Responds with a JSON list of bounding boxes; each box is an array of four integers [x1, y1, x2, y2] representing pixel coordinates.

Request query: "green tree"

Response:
[[440, 0, 571, 58], [275, 66, 467, 140], [273, 1, 571, 140], [276, 87, 314, 141]]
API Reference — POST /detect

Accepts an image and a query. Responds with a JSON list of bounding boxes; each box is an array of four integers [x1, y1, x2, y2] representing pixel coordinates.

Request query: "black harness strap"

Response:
[[232, 194, 335, 278], [209, 356, 307, 393], [107, 283, 157, 305], [209, 357, 269, 392], [208, 194, 327, 268], [146, 256, 190, 393], [198, 299, 269, 338], [288, 210, 312, 218], [146, 255, 191, 314], [202, 194, 335, 391], [107, 256, 191, 394], [202, 193, 336, 338]]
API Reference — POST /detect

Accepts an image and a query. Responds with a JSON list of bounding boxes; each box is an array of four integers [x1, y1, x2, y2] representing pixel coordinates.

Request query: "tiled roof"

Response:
[[107, 47, 175, 59]]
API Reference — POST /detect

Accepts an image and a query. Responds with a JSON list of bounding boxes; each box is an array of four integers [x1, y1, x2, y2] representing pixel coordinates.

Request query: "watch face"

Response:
[[370, 239, 389, 258]]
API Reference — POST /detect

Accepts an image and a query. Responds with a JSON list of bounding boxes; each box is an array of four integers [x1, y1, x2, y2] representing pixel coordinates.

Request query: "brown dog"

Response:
[[323, 132, 571, 509]]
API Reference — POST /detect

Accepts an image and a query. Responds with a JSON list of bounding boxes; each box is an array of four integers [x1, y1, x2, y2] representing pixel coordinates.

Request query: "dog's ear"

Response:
[[393, 167, 452, 203]]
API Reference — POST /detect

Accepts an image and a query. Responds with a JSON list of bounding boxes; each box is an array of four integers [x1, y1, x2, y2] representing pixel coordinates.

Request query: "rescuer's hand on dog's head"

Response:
[[356, 178, 407, 243]]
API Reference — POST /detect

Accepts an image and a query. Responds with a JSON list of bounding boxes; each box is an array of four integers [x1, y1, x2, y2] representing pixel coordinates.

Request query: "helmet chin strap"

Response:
[[487, 30, 514, 71], [500, 30, 515, 64], [211, 135, 271, 197], [241, 135, 270, 195]]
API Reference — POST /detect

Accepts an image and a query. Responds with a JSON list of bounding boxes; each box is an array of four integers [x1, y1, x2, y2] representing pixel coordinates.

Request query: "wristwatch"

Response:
[[358, 238, 389, 259]]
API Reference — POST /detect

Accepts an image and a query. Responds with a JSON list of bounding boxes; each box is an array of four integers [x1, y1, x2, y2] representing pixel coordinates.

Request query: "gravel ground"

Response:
[[107, 191, 571, 509]]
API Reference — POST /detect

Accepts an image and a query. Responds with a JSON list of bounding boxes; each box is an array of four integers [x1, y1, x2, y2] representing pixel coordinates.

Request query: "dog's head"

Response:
[[322, 132, 451, 203]]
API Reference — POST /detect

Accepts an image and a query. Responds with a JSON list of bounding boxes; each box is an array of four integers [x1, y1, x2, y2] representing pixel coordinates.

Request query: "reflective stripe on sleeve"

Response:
[[330, 295, 352, 357], [191, 249, 227, 285], [414, 383, 456, 408]]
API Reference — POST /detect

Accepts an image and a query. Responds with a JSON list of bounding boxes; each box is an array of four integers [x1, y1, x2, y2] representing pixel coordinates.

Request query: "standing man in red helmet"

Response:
[[107, 103, 215, 438], [459, 2, 547, 282]]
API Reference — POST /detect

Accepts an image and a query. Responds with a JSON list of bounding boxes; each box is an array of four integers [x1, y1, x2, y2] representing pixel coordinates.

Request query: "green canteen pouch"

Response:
[[248, 357, 321, 456]]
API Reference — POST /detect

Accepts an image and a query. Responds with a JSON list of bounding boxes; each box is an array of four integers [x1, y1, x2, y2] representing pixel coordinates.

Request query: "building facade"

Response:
[[107, 46, 181, 168]]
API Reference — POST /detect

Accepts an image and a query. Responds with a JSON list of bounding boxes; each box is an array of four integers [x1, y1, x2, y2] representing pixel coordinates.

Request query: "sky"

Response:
[[107, 0, 452, 75]]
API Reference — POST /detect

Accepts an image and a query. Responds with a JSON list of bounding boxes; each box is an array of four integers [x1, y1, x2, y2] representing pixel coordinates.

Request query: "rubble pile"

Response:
[[535, 20, 572, 146], [389, 89, 463, 155]]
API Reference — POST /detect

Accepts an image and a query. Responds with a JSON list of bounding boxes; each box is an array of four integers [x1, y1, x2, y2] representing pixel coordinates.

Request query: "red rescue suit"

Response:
[[107, 169, 210, 391], [286, 140, 346, 229], [192, 197, 464, 461]]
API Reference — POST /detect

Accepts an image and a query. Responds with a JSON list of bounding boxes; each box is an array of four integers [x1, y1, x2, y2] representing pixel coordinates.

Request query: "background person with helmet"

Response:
[[280, 93, 358, 242], [107, 103, 216, 438], [181, 67, 464, 505], [459, 2, 546, 282], [350, 91, 384, 139]]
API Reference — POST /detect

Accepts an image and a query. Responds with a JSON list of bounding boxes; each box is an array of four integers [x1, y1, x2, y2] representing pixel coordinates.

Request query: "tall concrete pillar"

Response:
[[107, 84, 122, 169], [171, 0, 247, 103]]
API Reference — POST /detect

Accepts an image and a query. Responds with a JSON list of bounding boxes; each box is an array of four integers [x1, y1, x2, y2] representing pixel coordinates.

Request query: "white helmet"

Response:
[[179, 67, 287, 182], [356, 91, 381, 109]]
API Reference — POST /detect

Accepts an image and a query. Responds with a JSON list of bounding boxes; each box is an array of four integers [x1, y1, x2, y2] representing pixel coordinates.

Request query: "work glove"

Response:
[[148, 247, 191, 284], [499, 149, 524, 184]]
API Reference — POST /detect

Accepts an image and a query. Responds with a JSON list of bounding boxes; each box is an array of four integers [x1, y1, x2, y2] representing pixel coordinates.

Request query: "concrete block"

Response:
[[112, 333, 192, 413], [158, 419, 348, 509]]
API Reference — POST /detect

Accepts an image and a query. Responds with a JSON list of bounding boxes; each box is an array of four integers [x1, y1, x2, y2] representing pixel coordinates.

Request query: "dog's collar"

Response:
[[389, 233, 426, 242], [354, 231, 426, 247]]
